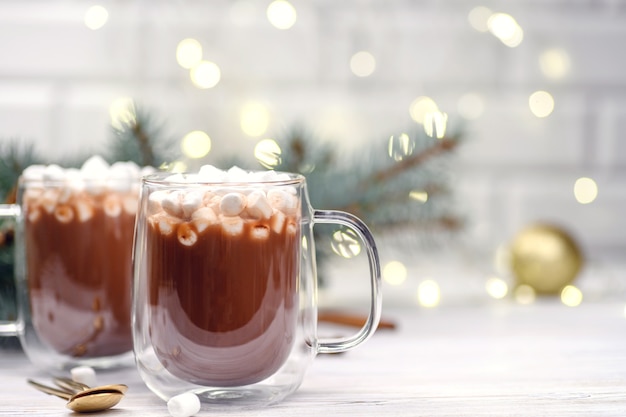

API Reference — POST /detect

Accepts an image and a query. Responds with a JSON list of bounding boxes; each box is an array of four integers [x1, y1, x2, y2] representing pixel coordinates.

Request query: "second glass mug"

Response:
[[0, 159, 149, 371], [132, 169, 382, 408]]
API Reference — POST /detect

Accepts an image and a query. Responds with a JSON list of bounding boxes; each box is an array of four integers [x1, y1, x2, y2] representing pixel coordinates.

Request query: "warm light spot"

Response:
[[241, 102, 271, 137], [488, 12, 523, 47], [409, 96, 439, 124], [561, 285, 583, 307], [514, 284, 536, 305], [84, 5, 108, 30], [254, 138, 282, 168], [190, 61, 221, 89], [417, 280, 440, 308], [468, 6, 492, 32], [409, 190, 428, 203], [165, 161, 188, 173], [383, 261, 408, 286], [457, 93, 485, 120], [423, 111, 448, 138], [485, 277, 508, 299], [350, 51, 376, 77], [267, 0, 297, 30], [331, 229, 361, 259], [539, 48, 571, 80], [176, 39, 203, 69], [109, 97, 136, 130], [574, 177, 598, 204], [181, 131, 211, 159], [388, 133, 414, 161], [529, 90, 554, 118]]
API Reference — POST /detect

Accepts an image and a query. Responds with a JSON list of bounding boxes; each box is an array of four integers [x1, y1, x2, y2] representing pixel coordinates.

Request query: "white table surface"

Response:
[[2, 300, 626, 416]]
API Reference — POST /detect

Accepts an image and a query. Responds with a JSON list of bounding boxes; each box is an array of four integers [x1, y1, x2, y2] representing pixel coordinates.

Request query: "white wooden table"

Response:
[[2, 301, 626, 416]]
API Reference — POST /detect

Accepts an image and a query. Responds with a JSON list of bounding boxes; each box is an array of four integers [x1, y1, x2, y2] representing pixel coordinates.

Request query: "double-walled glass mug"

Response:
[[132, 166, 382, 408], [0, 157, 153, 371]]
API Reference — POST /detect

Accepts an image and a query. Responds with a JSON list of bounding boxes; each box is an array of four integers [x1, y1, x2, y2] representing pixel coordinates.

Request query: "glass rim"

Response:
[[142, 170, 305, 186]]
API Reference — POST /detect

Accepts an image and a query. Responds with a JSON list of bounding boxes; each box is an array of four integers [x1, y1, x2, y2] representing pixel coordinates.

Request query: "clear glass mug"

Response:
[[0, 164, 143, 371], [132, 170, 382, 408]]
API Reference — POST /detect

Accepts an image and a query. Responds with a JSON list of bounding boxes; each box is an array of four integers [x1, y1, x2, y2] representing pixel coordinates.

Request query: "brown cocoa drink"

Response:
[[24, 186, 137, 358], [145, 186, 300, 386]]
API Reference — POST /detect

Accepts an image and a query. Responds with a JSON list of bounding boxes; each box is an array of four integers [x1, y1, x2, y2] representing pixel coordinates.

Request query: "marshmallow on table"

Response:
[[167, 392, 201, 417], [71, 366, 97, 388]]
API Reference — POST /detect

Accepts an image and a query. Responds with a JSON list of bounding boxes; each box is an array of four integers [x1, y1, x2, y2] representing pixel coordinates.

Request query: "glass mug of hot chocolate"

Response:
[[132, 166, 382, 408], [0, 156, 154, 371]]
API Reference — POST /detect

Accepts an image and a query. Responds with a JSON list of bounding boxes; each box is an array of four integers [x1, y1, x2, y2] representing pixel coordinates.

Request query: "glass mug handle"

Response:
[[0, 204, 20, 337], [313, 209, 382, 354]]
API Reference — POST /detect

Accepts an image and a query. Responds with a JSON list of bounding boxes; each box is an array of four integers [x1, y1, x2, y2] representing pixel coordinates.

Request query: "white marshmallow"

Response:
[[148, 190, 169, 214], [286, 221, 298, 235], [219, 193, 246, 217], [21, 165, 46, 181], [75, 199, 94, 222], [80, 156, 110, 180], [43, 164, 66, 182], [27, 207, 41, 223], [182, 191, 203, 219], [54, 205, 74, 224], [103, 194, 122, 217], [198, 165, 227, 182], [141, 166, 157, 177], [270, 210, 286, 234], [226, 166, 249, 182], [177, 223, 198, 247], [165, 173, 188, 183], [71, 366, 97, 388], [167, 392, 201, 417], [221, 216, 244, 236], [245, 191, 272, 220], [41, 189, 59, 213], [123, 195, 138, 215], [267, 189, 298, 215], [107, 161, 140, 192], [154, 214, 179, 236], [250, 224, 270, 240], [191, 207, 218, 233], [161, 191, 184, 218]]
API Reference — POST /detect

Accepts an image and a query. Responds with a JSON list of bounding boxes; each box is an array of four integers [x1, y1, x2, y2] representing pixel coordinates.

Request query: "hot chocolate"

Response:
[[144, 179, 301, 386], [22, 158, 151, 359]]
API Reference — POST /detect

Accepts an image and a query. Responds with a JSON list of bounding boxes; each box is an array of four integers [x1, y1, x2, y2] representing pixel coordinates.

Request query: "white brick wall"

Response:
[[0, 0, 624, 263]]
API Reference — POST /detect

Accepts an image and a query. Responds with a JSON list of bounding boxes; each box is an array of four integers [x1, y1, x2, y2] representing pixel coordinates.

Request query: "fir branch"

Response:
[[0, 139, 41, 203]]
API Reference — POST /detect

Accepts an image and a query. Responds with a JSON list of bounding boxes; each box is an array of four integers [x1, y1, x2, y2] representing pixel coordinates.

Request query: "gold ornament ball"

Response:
[[509, 224, 583, 295]]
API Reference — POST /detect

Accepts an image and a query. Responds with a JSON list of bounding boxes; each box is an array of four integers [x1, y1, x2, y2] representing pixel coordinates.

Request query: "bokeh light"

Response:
[[240, 102, 271, 137], [409, 96, 439, 125], [177, 38, 203, 69], [417, 280, 440, 308], [350, 51, 376, 77], [267, 0, 297, 30], [383, 261, 408, 286], [190, 61, 221, 89], [331, 229, 362, 259], [423, 111, 448, 139], [84, 5, 109, 30], [409, 190, 428, 203], [468, 6, 492, 32], [529, 90, 555, 118], [561, 285, 583, 307], [457, 93, 485, 120], [254, 138, 282, 168], [574, 177, 598, 204], [485, 277, 508, 299], [514, 284, 536, 305], [539, 48, 571, 80], [109, 97, 136, 130], [388, 133, 414, 161], [181, 131, 211, 159], [488, 12, 523, 47]]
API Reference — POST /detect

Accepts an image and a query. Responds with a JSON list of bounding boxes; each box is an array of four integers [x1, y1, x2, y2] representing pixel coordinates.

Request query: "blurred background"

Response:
[[0, 0, 625, 310]]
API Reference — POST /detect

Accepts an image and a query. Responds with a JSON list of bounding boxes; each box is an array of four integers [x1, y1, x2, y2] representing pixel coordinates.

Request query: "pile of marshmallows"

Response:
[[148, 165, 301, 246], [21, 156, 155, 223]]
